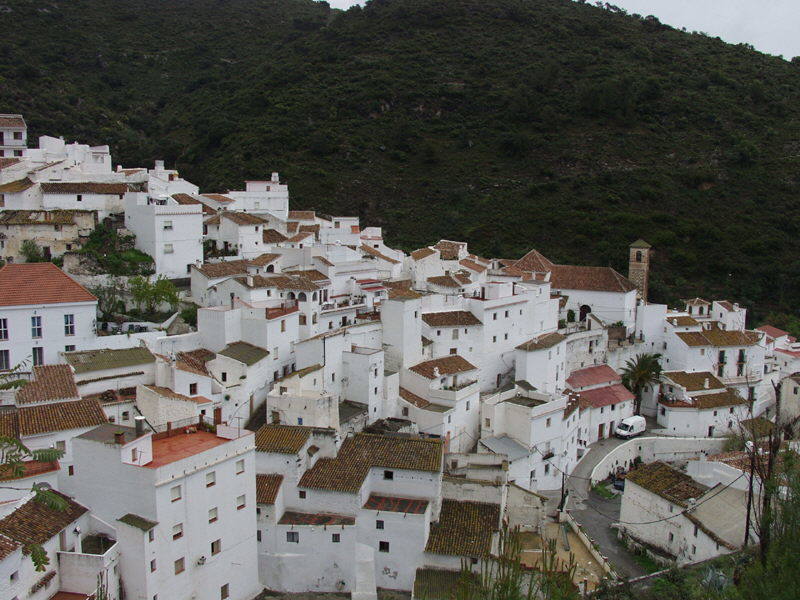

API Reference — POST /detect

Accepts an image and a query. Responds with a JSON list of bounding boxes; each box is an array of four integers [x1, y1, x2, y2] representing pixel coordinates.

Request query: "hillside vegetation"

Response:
[[3, 0, 800, 323]]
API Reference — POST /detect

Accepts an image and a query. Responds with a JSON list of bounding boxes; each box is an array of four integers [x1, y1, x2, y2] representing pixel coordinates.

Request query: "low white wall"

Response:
[[589, 436, 726, 485]]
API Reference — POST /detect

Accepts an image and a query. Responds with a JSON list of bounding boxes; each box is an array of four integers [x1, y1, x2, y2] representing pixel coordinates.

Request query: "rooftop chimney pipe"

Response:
[[135, 415, 146, 437]]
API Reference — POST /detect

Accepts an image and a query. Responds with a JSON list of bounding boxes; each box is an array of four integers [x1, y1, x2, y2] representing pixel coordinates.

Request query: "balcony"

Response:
[[265, 303, 298, 320], [429, 380, 479, 403], [57, 532, 118, 598]]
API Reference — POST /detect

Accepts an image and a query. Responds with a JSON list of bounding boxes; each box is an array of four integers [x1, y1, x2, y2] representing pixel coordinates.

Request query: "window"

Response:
[[189, 383, 198, 395], [208, 507, 218, 523], [668, 532, 674, 542], [174, 558, 185, 574], [402, 407, 409, 416], [466, 400, 470, 410], [172, 523, 183, 540], [31, 315, 42, 338], [504, 310, 509, 318], [546, 417, 551, 427], [171, 485, 182, 502], [693, 525, 698, 537], [221, 584, 229, 599], [122, 411, 130, 420], [148, 529, 155, 542], [236, 459, 245, 474], [492, 336, 497, 343], [32, 347, 43, 366], [163, 220, 173, 230], [485, 418, 491, 428], [383, 470, 394, 480], [150, 559, 156, 572], [544, 464, 550, 475], [379, 541, 390, 553], [65, 345, 75, 352], [221, 372, 227, 382], [236, 494, 246, 510], [211, 539, 221, 555], [297, 417, 303, 425], [206, 471, 216, 487], [286, 531, 299, 543], [77, 194, 82, 202], [376, 520, 384, 530], [164, 244, 174, 253], [332, 533, 340, 543], [10, 570, 18, 582], [299, 490, 306, 499], [68, 465, 74, 476], [493, 313, 497, 321], [0, 318, 7, 340], [0, 350, 8, 371], [691, 545, 696, 555], [257, 530, 261, 542], [281, 320, 286, 333]]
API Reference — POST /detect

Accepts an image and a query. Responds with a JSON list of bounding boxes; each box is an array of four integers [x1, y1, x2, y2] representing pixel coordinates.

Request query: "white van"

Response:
[[615, 415, 646, 439]]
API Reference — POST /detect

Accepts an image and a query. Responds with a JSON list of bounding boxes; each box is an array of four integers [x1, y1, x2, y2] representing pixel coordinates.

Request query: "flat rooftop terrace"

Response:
[[147, 430, 228, 468]]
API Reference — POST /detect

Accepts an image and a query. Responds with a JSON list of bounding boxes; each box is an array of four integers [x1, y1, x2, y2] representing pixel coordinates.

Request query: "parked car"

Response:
[[615, 415, 646, 439]]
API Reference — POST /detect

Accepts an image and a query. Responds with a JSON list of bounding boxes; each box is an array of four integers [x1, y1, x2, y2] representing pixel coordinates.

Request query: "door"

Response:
[[598, 423, 605, 439], [213, 407, 222, 425], [708, 425, 715, 437], [609, 421, 615, 435]]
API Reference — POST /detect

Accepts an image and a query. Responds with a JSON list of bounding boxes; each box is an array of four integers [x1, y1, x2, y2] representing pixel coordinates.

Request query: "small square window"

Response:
[[189, 383, 198, 395], [171, 485, 182, 502], [148, 529, 155, 542], [299, 490, 306, 499], [172, 523, 183, 540], [174, 557, 184, 574], [236, 459, 245, 474], [150, 559, 156, 572], [206, 471, 216, 487], [236, 494, 246, 510], [10, 570, 18, 582], [383, 470, 394, 480], [376, 520, 384, 530], [221, 584, 229, 599], [208, 507, 218, 523], [332, 533, 340, 543], [287, 531, 299, 543], [379, 541, 390, 553], [211, 539, 222, 555]]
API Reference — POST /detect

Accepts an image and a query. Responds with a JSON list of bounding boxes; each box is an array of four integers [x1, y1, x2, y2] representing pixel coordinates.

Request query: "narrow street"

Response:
[[565, 437, 650, 579]]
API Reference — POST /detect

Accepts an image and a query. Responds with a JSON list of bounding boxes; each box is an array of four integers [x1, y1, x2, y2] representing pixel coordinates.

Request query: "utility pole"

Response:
[[559, 471, 567, 511], [744, 439, 755, 546]]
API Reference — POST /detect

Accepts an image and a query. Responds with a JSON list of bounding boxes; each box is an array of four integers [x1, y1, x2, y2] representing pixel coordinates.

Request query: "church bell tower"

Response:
[[628, 239, 652, 302]]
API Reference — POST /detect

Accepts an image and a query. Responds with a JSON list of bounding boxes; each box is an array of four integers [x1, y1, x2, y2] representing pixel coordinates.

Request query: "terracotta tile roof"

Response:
[[0, 459, 59, 482], [514, 249, 554, 272], [662, 371, 724, 392], [0, 263, 96, 306], [409, 355, 477, 379], [314, 256, 334, 266], [278, 511, 354, 526], [299, 433, 442, 493], [756, 325, 790, 340], [433, 240, 465, 261], [663, 388, 748, 410], [425, 499, 500, 556], [286, 222, 299, 234], [549, 264, 636, 293], [626, 461, 708, 507], [0, 210, 86, 226], [454, 272, 472, 284], [221, 212, 268, 226], [195, 259, 251, 278], [363, 494, 429, 514], [175, 349, 215, 376], [64, 347, 154, 374], [422, 311, 481, 327], [288, 210, 316, 221], [683, 297, 711, 306], [426, 275, 462, 288], [388, 286, 423, 300], [218, 341, 269, 366], [566, 364, 621, 389], [399, 387, 432, 409], [716, 300, 737, 311], [667, 315, 699, 327], [254, 425, 313, 454], [299, 224, 320, 236], [237, 274, 318, 291], [145, 385, 212, 404], [516, 332, 566, 351], [17, 365, 79, 405], [0, 114, 25, 128], [459, 258, 487, 273], [0, 492, 88, 547], [255, 474, 284, 505], [201, 193, 234, 203], [203, 214, 221, 225], [675, 327, 761, 347], [0, 533, 19, 561], [262, 229, 288, 244], [0, 157, 21, 170], [361, 244, 400, 264], [414, 568, 475, 600], [40, 182, 128, 195], [172, 193, 215, 214], [283, 269, 330, 282], [573, 383, 634, 409], [411, 247, 437, 261], [286, 231, 314, 243], [0, 177, 35, 193]]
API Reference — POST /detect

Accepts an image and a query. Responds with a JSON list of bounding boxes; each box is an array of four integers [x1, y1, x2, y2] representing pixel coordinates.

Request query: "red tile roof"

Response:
[[278, 511, 354, 526], [363, 494, 429, 514], [409, 355, 477, 379], [459, 258, 487, 273], [40, 182, 129, 195], [361, 244, 400, 264], [0, 491, 87, 546], [17, 365, 79, 405], [574, 383, 634, 409], [202, 193, 234, 203], [221, 212, 268, 226], [425, 500, 500, 556], [288, 210, 316, 221], [0, 115, 25, 128], [16, 398, 107, 436], [411, 247, 437, 261], [516, 332, 566, 351], [146, 430, 228, 468], [514, 249, 554, 272], [0, 263, 97, 306], [550, 264, 635, 293], [433, 240, 466, 261], [566, 364, 621, 389], [255, 474, 283, 505], [756, 325, 790, 340], [262, 229, 288, 244], [422, 311, 481, 327]]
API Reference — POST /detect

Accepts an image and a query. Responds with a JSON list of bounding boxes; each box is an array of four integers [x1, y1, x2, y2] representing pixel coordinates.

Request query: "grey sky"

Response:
[[323, 0, 800, 59]]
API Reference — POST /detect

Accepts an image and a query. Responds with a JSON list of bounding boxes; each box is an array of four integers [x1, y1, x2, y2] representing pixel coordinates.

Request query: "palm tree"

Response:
[[621, 353, 663, 415]]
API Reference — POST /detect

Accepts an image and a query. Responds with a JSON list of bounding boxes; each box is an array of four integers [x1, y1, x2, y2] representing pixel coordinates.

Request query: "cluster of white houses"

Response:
[[0, 115, 794, 598]]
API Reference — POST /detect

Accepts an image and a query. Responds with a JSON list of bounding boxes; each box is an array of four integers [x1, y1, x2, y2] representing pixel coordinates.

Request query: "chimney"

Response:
[[154, 159, 165, 170], [433, 367, 440, 378], [703, 378, 709, 389], [271, 172, 279, 183], [134, 415, 146, 437], [246, 275, 254, 287], [114, 431, 125, 445]]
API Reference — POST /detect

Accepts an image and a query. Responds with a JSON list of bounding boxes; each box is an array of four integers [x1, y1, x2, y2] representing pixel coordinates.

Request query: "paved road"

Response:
[[565, 436, 649, 579]]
